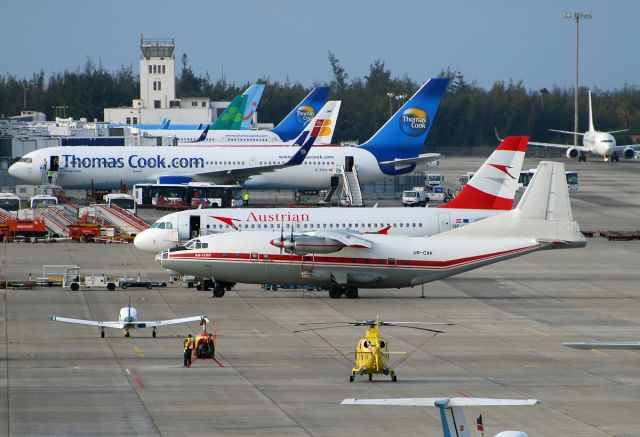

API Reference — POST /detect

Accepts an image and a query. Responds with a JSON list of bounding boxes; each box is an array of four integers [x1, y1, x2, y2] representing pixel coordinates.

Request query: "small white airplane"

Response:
[[341, 396, 540, 437], [155, 160, 586, 298], [50, 301, 207, 338], [133, 135, 529, 254], [528, 90, 640, 162]]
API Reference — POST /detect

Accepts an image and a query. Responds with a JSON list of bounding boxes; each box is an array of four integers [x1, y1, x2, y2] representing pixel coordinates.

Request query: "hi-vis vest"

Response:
[[184, 337, 194, 352]]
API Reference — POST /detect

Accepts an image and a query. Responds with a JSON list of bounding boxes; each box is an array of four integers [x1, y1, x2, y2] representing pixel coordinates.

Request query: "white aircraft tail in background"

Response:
[[341, 396, 540, 437]]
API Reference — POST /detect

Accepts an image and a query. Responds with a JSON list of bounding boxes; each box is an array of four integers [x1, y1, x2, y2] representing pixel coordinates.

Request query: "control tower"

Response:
[[139, 37, 176, 109]]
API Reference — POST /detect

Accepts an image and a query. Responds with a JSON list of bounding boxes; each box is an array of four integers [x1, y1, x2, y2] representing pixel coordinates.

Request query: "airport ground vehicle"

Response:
[[104, 193, 136, 215], [119, 279, 167, 289], [401, 187, 429, 207], [0, 193, 21, 212], [61, 267, 118, 291], [0, 217, 47, 240], [458, 171, 475, 186], [30, 194, 58, 208], [519, 169, 578, 192], [262, 283, 322, 291], [133, 183, 243, 209], [425, 173, 444, 189]]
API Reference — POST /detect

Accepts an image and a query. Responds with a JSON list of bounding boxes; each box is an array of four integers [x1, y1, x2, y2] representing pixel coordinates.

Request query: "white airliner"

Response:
[[50, 301, 207, 338], [8, 101, 336, 189], [155, 161, 586, 298], [9, 78, 448, 190], [529, 90, 640, 162], [134, 135, 529, 254], [341, 396, 540, 437], [139, 87, 335, 144]]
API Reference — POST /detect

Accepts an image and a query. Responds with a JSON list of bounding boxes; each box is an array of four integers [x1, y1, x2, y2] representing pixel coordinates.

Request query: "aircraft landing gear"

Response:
[[345, 285, 358, 299], [391, 373, 397, 382], [349, 373, 355, 382], [578, 154, 587, 162], [125, 331, 130, 337], [368, 373, 373, 381], [100, 328, 105, 338], [329, 286, 342, 299], [152, 327, 157, 338]]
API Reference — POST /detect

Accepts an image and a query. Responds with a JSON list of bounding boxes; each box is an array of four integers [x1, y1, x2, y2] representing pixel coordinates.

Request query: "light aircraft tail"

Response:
[[358, 78, 448, 163], [271, 87, 330, 141], [240, 84, 266, 129], [443, 161, 586, 248], [441, 136, 528, 210], [209, 94, 248, 130]]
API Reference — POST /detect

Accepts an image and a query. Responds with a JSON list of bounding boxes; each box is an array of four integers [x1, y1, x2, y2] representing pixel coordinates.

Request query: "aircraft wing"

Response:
[[563, 341, 640, 350], [528, 141, 589, 151], [310, 229, 372, 248], [50, 316, 122, 329], [189, 131, 315, 183], [341, 397, 540, 407], [136, 315, 207, 328], [379, 153, 442, 167]]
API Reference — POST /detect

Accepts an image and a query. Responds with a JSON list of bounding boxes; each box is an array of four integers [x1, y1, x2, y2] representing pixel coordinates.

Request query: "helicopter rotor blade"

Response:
[[298, 321, 355, 326], [382, 322, 453, 327], [383, 324, 446, 334], [293, 324, 355, 333]]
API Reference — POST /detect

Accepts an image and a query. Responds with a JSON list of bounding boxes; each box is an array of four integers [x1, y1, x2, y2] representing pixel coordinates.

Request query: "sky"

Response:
[[3, 0, 638, 91]]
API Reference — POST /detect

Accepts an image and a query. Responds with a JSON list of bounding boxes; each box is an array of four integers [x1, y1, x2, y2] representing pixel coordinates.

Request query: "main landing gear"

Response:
[[328, 285, 359, 299], [211, 281, 235, 298]]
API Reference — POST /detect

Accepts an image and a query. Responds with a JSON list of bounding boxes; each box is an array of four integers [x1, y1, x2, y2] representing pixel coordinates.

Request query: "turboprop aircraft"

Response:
[[155, 161, 587, 298], [10, 78, 447, 190], [134, 135, 528, 253], [8, 101, 336, 189], [527, 90, 640, 162], [341, 396, 540, 437], [50, 300, 207, 338]]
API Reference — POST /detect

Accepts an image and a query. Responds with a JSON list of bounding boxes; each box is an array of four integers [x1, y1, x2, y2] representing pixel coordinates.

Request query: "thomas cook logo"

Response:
[[399, 107, 429, 137], [295, 105, 315, 125]]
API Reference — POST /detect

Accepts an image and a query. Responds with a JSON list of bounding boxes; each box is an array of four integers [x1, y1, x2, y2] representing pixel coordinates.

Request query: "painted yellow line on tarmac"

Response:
[[590, 349, 609, 357], [135, 346, 144, 358], [524, 327, 551, 337]]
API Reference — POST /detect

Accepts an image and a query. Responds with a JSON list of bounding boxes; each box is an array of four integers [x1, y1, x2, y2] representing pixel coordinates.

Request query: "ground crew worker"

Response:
[[183, 334, 195, 367], [47, 169, 54, 184], [243, 192, 250, 207]]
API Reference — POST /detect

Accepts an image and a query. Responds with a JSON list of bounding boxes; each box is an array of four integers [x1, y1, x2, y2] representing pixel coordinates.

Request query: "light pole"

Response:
[[564, 11, 591, 147], [386, 92, 395, 116], [22, 83, 29, 109], [395, 94, 407, 108]]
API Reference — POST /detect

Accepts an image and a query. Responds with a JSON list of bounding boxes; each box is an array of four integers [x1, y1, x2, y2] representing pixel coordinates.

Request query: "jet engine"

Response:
[[270, 236, 343, 255], [566, 147, 580, 159], [622, 147, 636, 159], [495, 432, 528, 437]]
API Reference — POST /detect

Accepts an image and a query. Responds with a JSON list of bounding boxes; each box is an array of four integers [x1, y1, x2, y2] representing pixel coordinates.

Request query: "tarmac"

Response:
[[1, 156, 639, 436]]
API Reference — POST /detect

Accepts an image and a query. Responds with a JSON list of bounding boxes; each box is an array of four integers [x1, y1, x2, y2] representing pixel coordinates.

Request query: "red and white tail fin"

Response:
[[440, 136, 528, 210]]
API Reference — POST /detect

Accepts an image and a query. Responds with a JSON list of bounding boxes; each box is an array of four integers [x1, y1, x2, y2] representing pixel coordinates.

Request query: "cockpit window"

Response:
[[151, 221, 173, 229], [18, 157, 32, 163], [185, 239, 200, 249]]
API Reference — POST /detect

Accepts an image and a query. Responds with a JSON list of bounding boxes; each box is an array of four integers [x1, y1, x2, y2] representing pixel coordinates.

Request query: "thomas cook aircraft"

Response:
[[10, 78, 447, 190]]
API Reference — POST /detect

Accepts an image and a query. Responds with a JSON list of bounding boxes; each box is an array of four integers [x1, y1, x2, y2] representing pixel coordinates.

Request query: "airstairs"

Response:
[[91, 204, 149, 235], [334, 162, 364, 207], [31, 206, 75, 237]]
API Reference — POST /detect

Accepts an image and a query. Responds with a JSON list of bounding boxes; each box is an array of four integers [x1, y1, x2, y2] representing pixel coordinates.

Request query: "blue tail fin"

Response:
[[271, 86, 330, 141], [359, 78, 448, 161], [240, 84, 265, 130]]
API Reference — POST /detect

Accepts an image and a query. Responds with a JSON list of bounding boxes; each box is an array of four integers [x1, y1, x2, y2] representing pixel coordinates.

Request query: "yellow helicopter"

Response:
[[296, 316, 451, 382]]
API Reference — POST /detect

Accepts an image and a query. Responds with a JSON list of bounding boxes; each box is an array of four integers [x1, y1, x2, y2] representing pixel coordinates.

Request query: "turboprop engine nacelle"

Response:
[[622, 147, 636, 159], [269, 236, 344, 255], [566, 147, 580, 159]]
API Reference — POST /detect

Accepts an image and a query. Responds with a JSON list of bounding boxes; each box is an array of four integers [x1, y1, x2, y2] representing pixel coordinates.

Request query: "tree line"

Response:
[[1, 54, 639, 151]]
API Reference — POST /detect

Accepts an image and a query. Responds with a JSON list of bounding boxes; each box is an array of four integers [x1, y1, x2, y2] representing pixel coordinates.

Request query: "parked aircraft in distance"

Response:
[[134, 135, 528, 253], [140, 86, 331, 144], [156, 161, 586, 298], [528, 90, 640, 162], [50, 300, 207, 338]]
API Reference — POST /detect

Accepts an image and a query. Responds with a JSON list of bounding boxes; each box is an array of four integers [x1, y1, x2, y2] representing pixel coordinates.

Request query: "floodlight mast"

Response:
[[564, 11, 592, 148]]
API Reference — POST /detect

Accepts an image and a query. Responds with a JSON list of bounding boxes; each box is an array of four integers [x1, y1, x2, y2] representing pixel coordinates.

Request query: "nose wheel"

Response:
[[125, 331, 130, 337], [152, 327, 157, 338]]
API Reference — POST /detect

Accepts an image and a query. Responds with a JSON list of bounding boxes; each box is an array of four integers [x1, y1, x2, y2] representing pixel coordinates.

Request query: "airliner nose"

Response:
[[134, 230, 158, 253], [8, 162, 20, 178]]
